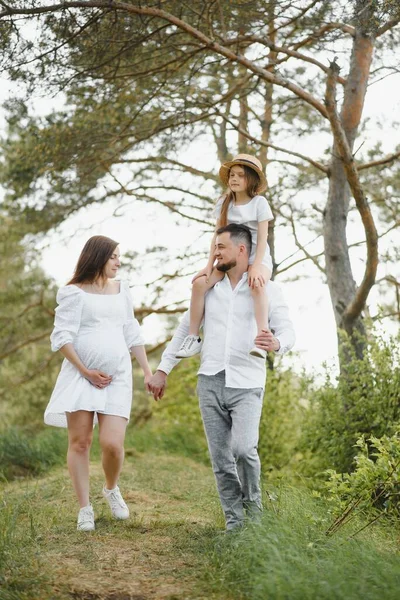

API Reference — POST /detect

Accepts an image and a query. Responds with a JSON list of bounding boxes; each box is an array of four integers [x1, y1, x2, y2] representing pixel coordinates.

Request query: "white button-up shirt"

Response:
[[158, 275, 295, 389]]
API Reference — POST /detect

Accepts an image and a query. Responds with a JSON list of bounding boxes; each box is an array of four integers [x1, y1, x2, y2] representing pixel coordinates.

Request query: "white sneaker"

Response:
[[249, 347, 267, 359], [175, 335, 202, 358], [102, 485, 129, 520], [77, 504, 95, 531]]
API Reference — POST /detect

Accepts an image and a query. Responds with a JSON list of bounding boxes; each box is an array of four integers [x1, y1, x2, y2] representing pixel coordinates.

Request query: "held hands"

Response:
[[254, 329, 280, 353], [144, 371, 153, 394], [148, 370, 167, 401], [248, 264, 266, 289], [84, 369, 112, 389]]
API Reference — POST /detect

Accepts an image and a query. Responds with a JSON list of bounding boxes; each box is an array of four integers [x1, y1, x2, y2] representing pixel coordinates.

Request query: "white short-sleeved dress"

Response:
[[45, 280, 144, 428], [213, 195, 274, 270]]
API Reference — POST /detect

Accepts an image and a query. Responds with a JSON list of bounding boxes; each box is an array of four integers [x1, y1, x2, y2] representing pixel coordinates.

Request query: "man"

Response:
[[149, 223, 295, 531]]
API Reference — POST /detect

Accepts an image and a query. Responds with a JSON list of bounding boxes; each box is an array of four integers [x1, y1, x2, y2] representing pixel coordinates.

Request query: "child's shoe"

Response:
[[175, 335, 202, 358], [249, 347, 267, 359], [77, 504, 95, 531]]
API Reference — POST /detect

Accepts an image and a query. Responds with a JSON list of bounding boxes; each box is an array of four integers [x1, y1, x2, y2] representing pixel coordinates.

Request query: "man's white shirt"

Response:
[[158, 274, 295, 389]]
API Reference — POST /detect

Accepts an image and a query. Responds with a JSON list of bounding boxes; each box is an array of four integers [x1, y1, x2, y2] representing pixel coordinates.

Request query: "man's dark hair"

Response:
[[216, 223, 252, 256]]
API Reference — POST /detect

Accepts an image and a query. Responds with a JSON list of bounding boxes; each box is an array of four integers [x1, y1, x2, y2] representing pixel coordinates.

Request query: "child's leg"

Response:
[[250, 266, 272, 333], [176, 269, 224, 359], [250, 266, 272, 358], [189, 269, 225, 336]]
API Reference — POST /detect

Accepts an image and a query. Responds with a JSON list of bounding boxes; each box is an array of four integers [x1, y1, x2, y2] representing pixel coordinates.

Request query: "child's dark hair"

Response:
[[216, 223, 252, 257], [218, 165, 260, 227]]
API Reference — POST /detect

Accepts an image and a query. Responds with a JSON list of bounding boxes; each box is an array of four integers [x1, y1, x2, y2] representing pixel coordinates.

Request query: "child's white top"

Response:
[[213, 195, 273, 269]]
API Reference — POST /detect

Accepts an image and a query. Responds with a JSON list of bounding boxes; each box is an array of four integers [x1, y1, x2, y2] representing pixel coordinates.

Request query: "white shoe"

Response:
[[249, 347, 267, 359], [102, 485, 130, 520], [175, 335, 202, 358], [77, 504, 95, 531]]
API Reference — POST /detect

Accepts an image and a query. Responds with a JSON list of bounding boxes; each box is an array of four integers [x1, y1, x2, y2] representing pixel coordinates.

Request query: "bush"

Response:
[[132, 355, 209, 463], [325, 432, 400, 521], [300, 334, 400, 474], [259, 364, 309, 472]]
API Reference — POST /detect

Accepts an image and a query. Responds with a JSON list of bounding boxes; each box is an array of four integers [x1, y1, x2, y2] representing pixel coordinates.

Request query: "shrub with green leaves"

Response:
[[259, 363, 310, 472], [300, 334, 400, 474], [325, 432, 400, 521], [140, 355, 209, 463]]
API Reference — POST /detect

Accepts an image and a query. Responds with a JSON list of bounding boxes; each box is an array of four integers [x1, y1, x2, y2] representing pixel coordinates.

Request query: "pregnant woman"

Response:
[[45, 235, 152, 531]]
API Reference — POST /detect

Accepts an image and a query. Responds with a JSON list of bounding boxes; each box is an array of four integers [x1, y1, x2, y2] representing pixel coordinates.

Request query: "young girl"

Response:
[[45, 235, 152, 531], [176, 153, 273, 360]]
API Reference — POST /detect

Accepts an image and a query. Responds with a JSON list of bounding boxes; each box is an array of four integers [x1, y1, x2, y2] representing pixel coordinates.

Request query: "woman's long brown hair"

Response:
[[218, 165, 261, 227], [68, 235, 119, 285]]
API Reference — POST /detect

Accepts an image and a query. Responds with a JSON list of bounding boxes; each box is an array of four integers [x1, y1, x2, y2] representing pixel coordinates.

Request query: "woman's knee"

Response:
[[100, 439, 124, 458], [69, 436, 92, 454]]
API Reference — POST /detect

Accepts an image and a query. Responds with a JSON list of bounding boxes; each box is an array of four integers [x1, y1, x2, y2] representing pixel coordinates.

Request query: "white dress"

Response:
[[44, 280, 144, 428], [213, 195, 274, 270]]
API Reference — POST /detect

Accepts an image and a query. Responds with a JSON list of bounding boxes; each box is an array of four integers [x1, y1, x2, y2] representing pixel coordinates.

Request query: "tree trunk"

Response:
[[259, 4, 277, 281], [259, 1, 276, 371], [324, 3, 375, 364]]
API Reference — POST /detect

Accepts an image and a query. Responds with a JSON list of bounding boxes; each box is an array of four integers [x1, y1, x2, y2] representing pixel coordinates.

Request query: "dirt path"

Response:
[[2, 453, 228, 600]]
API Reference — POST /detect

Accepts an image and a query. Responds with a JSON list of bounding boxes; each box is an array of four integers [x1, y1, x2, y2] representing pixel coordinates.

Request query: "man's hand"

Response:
[[148, 370, 167, 401], [254, 329, 280, 352]]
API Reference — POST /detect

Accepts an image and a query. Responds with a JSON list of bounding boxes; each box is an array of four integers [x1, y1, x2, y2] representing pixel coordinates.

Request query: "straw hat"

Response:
[[219, 154, 267, 194]]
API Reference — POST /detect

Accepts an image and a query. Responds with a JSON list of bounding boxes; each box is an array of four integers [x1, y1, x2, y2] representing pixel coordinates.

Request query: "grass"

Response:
[[1, 426, 400, 600], [208, 486, 400, 600], [0, 445, 224, 600], [0, 428, 67, 481]]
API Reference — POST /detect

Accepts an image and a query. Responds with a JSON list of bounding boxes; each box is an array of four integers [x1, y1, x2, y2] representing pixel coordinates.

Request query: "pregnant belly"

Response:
[[75, 331, 129, 376]]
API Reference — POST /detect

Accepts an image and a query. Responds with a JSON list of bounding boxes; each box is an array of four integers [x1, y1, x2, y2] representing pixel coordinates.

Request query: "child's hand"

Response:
[[192, 266, 212, 284], [248, 265, 266, 289]]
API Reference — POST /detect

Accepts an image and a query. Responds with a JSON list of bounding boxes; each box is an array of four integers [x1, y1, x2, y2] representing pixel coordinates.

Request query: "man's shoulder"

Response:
[[266, 280, 285, 303], [266, 280, 280, 291]]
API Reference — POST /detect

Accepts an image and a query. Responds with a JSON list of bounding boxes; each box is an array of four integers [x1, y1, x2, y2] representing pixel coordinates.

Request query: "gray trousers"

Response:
[[197, 370, 264, 530]]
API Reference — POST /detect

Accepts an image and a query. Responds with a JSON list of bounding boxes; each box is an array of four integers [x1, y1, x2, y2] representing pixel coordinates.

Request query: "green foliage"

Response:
[[208, 487, 400, 600], [300, 333, 400, 474], [0, 428, 66, 481], [0, 220, 58, 430], [325, 433, 400, 519], [137, 356, 210, 464], [259, 363, 310, 472]]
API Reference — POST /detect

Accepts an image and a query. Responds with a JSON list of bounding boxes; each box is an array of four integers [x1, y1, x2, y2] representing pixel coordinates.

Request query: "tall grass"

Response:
[[208, 487, 400, 600], [0, 428, 66, 481], [0, 494, 52, 599]]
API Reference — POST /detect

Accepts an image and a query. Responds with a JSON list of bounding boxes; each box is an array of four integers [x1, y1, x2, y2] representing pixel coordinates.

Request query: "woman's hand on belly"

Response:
[[83, 368, 113, 389]]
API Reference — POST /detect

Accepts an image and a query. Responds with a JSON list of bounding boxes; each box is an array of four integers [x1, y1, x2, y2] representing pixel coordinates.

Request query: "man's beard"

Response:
[[216, 259, 237, 272]]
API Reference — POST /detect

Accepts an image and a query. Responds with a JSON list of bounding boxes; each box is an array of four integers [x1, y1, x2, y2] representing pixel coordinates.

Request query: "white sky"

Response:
[[1, 26, 400, 379]]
